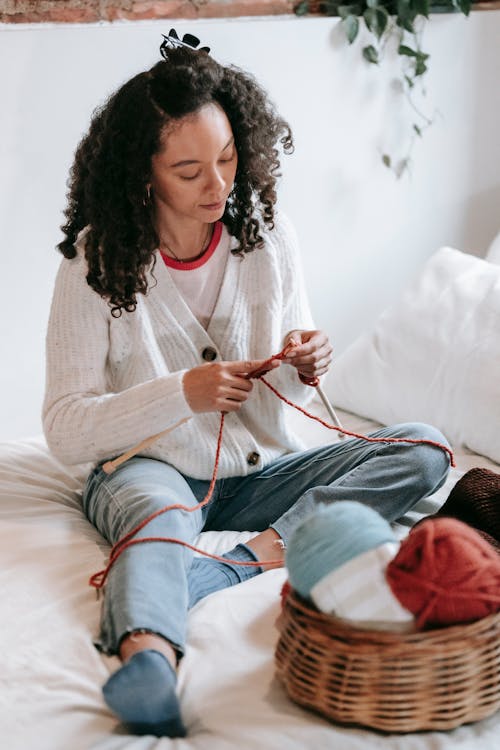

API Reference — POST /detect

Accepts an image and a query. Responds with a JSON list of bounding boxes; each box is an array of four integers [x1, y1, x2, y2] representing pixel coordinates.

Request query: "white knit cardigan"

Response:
[[42, 211, 316, 479]]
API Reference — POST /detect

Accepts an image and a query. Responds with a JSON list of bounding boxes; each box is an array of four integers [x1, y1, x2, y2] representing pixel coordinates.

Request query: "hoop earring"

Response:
[[143, 185, 152, 207]]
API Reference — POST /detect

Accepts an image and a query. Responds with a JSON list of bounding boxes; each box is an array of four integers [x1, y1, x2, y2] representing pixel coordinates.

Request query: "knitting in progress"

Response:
[[89, 342, 455, 592]]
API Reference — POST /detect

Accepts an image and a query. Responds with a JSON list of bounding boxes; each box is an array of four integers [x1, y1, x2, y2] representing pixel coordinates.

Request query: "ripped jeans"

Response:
[[81, 421, 450, 657]]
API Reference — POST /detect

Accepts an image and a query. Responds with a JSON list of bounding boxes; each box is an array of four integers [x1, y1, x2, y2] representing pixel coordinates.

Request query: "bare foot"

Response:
[[245, 528, 286, 571]]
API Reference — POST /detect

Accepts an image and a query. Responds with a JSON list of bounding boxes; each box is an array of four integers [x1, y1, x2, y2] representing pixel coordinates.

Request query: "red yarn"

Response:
[[386, 517, 500, 629], [280, 580, 292, 608], [89, 343, 455, 592]]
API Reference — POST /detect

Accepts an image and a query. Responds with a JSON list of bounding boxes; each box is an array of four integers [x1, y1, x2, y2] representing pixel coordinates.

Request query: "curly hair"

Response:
[[58, 46, 294, 317]]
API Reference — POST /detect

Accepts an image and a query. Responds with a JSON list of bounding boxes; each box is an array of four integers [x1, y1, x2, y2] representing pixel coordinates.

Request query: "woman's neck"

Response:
[[155, 216, 213, 262]]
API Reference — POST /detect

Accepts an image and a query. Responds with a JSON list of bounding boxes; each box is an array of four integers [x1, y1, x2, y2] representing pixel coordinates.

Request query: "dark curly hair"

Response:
[[58, 45, 294, 317]]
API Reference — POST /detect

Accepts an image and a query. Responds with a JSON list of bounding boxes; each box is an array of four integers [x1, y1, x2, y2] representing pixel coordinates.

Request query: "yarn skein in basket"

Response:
[[386, 517, 500, 629], [276, 513, 500, 732], [285, 501, 396, 598], [285, 501, 413, 628]]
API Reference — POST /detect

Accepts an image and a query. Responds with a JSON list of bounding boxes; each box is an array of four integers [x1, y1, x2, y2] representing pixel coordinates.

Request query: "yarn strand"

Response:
[[259, 376, 456, 468], [89, 412, 227, 590], [89, 344, 455, 592]]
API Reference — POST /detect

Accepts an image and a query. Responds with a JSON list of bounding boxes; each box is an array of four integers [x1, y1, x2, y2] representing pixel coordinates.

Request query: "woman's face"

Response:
[[150, 102, 238, 224]]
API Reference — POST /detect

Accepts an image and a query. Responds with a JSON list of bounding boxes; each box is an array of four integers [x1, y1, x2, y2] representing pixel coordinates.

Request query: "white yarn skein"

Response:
[[310, 541, 415, 631]]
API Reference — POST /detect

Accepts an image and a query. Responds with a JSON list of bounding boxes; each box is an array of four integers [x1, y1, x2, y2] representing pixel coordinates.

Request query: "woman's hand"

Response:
[[183, 358, 280, 413], [282, 330, 333, 380]]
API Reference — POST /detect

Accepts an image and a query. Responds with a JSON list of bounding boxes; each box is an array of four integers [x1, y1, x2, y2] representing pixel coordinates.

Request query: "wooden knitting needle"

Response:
[[285, 338, 346, 440], [101, 417, 192, 474], [316, 383, 346, 440]]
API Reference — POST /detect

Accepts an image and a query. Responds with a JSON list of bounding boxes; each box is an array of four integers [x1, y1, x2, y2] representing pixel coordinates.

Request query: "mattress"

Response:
[[1, 406, 499, 750]]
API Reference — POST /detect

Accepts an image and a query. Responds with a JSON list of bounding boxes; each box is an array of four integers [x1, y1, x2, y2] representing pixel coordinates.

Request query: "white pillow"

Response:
[[329, 247, 500, 464], [486, 230, 500, 265]]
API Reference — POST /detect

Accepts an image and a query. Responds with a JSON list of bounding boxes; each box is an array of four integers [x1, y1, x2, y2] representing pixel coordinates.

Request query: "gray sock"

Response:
[[102, 649, 186, 737]]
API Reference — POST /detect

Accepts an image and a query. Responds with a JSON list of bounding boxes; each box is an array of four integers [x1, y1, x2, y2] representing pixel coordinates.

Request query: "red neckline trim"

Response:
[[160, 221, 223, 271]]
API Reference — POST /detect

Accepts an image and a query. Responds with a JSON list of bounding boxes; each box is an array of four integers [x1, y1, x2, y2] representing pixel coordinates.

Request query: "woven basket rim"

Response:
[[285, 587, 500, 644]]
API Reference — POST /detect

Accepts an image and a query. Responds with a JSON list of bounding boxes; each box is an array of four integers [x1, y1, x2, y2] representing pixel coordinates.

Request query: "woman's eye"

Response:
[[179, 154, 235, 180]]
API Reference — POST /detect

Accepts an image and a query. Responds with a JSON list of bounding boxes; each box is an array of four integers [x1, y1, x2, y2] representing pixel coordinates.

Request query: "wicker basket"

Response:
[[275, 588, 500, 733]]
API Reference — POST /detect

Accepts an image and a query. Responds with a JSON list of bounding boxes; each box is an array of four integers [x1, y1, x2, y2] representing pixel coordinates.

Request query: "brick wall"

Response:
[[0, 0, 302, 23], [0, 0, 497, 24]]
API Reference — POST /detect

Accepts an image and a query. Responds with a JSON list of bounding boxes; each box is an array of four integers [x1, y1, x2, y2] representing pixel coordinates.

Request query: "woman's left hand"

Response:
[[282, 329, 333, 380]]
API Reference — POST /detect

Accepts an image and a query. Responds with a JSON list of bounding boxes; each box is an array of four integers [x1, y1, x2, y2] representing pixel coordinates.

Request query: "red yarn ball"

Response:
[[386, 517, 500, 629]]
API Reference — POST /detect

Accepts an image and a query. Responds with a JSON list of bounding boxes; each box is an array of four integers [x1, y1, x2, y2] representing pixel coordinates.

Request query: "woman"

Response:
[[43, 32, 450, 738]]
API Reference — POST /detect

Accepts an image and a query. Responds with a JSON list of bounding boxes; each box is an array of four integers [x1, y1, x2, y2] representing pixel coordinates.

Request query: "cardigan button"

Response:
[[247, 451, 260, 466], [202, 347, 217, 362]]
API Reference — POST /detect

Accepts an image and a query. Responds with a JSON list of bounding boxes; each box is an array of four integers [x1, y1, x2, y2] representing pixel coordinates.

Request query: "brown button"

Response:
[[202, 347, 217, 362], [247, 451, 260, 466]]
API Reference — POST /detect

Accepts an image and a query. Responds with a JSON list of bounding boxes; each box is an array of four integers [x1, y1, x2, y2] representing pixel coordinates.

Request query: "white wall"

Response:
[[1, 12, 499, 440]]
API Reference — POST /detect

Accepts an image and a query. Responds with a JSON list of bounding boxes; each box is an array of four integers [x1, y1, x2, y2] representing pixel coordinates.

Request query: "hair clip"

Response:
[[160, 28, 210, 59]]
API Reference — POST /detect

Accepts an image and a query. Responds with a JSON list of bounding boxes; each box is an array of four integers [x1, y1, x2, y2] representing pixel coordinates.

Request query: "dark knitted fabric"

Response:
[[433, 468, 500, 552]]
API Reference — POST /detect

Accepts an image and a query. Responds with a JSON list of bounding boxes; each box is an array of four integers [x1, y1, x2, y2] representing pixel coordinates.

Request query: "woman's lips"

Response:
[[200, 200, 225, 210]]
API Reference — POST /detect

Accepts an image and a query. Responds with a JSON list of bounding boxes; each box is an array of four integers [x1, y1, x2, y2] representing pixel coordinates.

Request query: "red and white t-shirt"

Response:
[[160, 221, 229, 329]]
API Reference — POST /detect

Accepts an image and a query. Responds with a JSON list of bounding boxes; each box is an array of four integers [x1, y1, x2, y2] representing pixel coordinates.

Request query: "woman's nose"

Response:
[[205, 167, 226, 193]]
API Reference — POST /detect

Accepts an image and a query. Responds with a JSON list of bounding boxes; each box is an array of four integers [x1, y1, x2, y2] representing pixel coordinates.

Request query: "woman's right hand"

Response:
[[182, 358, 280, 413]]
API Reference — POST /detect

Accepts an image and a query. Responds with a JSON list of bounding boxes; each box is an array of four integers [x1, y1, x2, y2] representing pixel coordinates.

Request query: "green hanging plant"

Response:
[[294, 0, 471, 176]]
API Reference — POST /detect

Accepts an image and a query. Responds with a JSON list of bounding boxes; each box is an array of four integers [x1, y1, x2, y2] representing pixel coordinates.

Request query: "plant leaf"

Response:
[[363, 45, 379, 64], [364, 7, 389, 40], [396, 0, 418, 32], [460, 0, 471, 15], [396, 16, 415, 33], [398, 12, 418, 33], [414, 0, 429, 18], [398, 44, 418, 57], [415, 58, 428, 76], [382, 154, 392, 168], [294, 0, 309, 16], [395, 158, 410, 178], [452, 0, 471, 15], [413, 124, 422, 136], [342, 15, 360, 43], [320, 0, 341, 15], [338, 4, 360, 19]]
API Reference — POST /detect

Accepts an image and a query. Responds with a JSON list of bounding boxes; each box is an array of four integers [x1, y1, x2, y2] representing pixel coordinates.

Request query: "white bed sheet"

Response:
[[1, 407, 499, 750]]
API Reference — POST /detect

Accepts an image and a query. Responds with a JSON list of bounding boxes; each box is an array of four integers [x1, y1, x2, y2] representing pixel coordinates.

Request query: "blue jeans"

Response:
[[82, 422, 450, 657]]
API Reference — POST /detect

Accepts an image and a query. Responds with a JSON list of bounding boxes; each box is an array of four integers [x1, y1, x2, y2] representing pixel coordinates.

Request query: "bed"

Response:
[[3, 244, 500, 749], [1, 404, 499, 750]]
